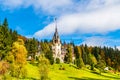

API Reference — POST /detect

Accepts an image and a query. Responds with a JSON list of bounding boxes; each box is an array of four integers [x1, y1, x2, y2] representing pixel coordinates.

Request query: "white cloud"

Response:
[[82, 36, 106, 46], [85, 0, 120, 9], [25, 35, 33, 39], [0, 0, 24, 10], [1, 0, 120, 12], [34, 4, 120, 38], [81, 36, 120, 47], [0, 0, 73, 14], [117, 46, 120, 50], [32, 0, 73, 15]]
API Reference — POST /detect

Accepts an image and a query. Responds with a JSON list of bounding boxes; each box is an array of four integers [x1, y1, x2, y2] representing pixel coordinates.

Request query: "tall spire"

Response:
[[54, 17, 57, 33], [52, 17, 60, 43]]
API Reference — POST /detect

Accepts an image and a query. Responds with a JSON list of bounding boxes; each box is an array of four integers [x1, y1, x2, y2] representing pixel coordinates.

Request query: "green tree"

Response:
[[88, 53, 97, 70], [40, 41, 54, 64], [56, 58, 60, 64], [0, 18, 17, 60], [65, 44, 73, 63], [74, 46, 84, 68], [38, 54, 50, 80], [11, 30, 18, 42], [25, 38, 38, 59], [45, 50, 54, 65], [96, 55, 106, 74], [0, 18, 13, 60]]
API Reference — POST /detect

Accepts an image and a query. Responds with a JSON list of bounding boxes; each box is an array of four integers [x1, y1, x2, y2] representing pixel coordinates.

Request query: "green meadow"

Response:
[[23, 63, 120, 80]]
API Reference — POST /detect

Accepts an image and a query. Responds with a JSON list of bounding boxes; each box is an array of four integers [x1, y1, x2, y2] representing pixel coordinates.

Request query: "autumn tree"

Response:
[[10, 39, 27, 78], [0, 61, 9, 76]]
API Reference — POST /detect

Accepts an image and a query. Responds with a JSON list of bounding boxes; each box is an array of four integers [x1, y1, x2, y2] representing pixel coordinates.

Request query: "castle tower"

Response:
[[52, 19, 63, 63]]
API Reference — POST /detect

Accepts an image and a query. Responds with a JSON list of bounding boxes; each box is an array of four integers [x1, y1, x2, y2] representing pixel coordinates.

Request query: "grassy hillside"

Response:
[[24, 63, 120, 80]]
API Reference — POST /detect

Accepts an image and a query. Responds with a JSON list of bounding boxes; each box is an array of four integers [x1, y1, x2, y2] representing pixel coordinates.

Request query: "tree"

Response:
[[81, 45, 89, 65], [40, 41, 54, 64], [106, 57, 111, 66], [88, 53, 97, 70], [11, 30, 18, 42], [65, 44, 73, 63], [0, 61, 9, 75], [76, 57, 84, 69], [74, 46, 84, 68], [45, 50, 54, 65], [25, 38, 38, 59], [56, 58, 60, 64], [38, 54, 50, 80], [96, 55, 106, 74], [10, 39, 27, 78], [0, 18, 12, 59], [0, 18, 17, 60], [12, 39, 27, 65]]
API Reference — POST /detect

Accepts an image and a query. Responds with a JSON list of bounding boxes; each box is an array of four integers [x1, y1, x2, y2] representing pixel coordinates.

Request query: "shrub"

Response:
[[59, 65, 65, 70], [38, 54, 50, 80], [56, 58, 60, 64]]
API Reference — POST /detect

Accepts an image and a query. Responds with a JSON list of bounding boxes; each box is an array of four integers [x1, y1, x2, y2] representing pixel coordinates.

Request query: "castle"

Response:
[[52, 26, 75, 63], [52, 19, 66, 63], [51, 18, 75, 63], [32, 19, 74, 63], [52, 25, 64, 63]]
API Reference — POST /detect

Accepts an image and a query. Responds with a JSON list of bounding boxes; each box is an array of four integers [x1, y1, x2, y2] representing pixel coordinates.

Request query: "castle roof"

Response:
[[53, 27, 60, 41], [52, 18, 61, 44]]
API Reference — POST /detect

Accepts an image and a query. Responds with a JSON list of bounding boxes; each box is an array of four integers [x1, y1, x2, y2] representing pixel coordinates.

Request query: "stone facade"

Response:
[[52, 27, 63, 63]]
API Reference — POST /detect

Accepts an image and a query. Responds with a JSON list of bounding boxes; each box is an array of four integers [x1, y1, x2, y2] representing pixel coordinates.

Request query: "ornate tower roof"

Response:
[[53, 27, 59, 40], [52, 18, 60, 43]]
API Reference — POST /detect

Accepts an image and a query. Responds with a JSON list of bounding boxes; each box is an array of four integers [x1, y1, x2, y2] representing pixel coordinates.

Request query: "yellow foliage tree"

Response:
[[10, 39, 27, 78], [12, 39, 27, 65]]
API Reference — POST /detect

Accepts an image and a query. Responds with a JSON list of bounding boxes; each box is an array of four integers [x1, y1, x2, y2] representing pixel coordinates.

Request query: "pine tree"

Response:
[[74, 46, 84, 68], [0, 18, 13, 60], [40, 41, 54, 64], [25, 38, 38, 59], [88, 53, 97, 70], [66, 44, 73, 63]]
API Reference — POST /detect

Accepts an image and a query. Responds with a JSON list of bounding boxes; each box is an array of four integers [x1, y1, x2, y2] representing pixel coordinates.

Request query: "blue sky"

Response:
[[0, 0, 120, 49]]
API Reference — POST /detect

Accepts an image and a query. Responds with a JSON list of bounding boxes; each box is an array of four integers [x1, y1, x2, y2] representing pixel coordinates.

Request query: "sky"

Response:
[[0, 0, 120, 49]]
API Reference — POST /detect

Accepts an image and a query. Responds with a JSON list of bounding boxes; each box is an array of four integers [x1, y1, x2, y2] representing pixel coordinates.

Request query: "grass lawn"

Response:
[[24, 63, 120, 80]]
